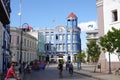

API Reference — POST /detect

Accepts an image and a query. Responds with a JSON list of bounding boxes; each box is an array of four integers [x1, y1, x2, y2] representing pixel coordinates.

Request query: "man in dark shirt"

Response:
[[57, 60, 63, 77]]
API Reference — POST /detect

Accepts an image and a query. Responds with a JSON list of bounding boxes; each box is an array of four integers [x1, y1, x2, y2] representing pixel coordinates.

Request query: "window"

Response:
[[56, 44, 59, 51], [16, 36, 19, 45], [24, 39, 26, 46], [51, 35, 54, 41], [27, 40, 29, 46], [63, 44, 65, 51], [46, 32, 49, 34], [17, 51, 19, 61], [73, 34, 76, 40], [46, 36, 49, 42], [30, 41, 31, 47], [59, 44, 62, 51], [112, 10, 118, 22], [63, 35, 65, 40], [51, 44, 54, 51], [73, 44, 77, 51], [46, 44, 49, 50], [59, 35, 62, 41], [67, 34, 70, 40], [56, 35, 58, 40], [68, 44, 71, 50]]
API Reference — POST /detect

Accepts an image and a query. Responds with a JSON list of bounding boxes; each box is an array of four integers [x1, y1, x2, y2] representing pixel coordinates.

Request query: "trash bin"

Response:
[[97, 63, 101, 69]]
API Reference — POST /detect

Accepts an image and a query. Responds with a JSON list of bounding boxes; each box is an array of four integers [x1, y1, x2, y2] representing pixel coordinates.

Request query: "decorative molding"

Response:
[[96, 0, 103, 7]]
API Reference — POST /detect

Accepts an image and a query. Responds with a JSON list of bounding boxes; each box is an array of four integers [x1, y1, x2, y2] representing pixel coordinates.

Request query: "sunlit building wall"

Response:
[[33, 13, 81, 62], [96, 0, 120, 71], [86, 29, 98, 42], [10, 27, 37, 63]]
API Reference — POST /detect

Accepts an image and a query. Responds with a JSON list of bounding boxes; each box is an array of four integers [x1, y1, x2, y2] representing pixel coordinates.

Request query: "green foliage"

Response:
[[87, 40, 101, 62], [76, 52, 86, 63], [99, 27, 120, 54], [77, 52, 86, 58], [99, 27, 120, 60]]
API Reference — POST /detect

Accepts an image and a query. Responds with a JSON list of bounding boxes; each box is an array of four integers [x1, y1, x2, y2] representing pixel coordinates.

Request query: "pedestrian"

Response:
[[5, 62, 21, 80], [57, 60, 63, 77], [65, 60, 69, 70], [18, 62, 21, 74], [46, 55, 50, 67], [23, 62, 28, 73], [68, 61, 73, 74]]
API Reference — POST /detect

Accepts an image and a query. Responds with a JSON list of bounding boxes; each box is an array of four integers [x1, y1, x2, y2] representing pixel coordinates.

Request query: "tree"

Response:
[[76, 52, 86, 63], [87, 40, 101, 63], [110, 27, 120, 60], [100, 27, 120, 56], [99, 27, 120, 74], [76, 52, 86, 70]]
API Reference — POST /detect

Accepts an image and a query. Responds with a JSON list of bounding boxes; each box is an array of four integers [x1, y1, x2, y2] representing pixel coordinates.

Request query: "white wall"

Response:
[[103, 0, 120, 34], [103, 0, 120, 62]]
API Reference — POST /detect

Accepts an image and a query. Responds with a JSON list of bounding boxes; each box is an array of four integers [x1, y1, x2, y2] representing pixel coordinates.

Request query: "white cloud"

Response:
[[78, 21, 97, 32]]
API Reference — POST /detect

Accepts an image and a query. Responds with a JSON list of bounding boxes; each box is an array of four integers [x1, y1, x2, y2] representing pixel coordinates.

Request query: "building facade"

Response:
[[0, 0, 11, 73], [86, 29, 98, 42], [96, 0, 120, 71], [30, 13, 81, 62], [10, 27, 37, 63]]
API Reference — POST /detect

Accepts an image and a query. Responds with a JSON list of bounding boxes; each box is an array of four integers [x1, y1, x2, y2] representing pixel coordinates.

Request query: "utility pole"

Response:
[[18, 0, 22, 64]]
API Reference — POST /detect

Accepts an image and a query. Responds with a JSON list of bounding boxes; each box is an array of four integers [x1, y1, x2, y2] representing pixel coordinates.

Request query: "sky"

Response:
[[10, 0, 98, 51]]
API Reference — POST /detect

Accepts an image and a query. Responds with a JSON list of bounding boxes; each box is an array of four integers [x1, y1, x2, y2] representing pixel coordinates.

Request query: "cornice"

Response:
[[96, 0, 103, 7]]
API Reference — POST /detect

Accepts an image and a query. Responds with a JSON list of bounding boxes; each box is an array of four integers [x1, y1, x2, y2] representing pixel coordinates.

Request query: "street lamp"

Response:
[[19, 23, 29, 64]]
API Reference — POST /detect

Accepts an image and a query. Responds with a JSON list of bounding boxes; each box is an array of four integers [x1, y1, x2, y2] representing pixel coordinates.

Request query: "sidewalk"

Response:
[[73, 63, 120, 80]]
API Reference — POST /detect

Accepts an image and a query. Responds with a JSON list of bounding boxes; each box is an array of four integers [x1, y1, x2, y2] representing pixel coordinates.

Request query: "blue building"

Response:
[[38, 13, 81, 62]]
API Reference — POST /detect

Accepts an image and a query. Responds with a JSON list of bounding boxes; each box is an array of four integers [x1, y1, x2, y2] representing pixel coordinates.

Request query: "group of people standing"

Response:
[[57, 60, 73, 77]]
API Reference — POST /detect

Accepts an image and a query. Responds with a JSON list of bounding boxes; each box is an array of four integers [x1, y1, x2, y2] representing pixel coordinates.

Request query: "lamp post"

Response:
[[19, 23, 29, 64], [18, 0, 22, 64]]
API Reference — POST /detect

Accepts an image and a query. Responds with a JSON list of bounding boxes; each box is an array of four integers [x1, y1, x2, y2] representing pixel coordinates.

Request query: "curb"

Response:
[[74, 70, 105, 80]]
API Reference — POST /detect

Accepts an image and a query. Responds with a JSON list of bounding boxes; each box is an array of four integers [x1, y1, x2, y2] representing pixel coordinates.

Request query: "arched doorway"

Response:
[[67, 55, 71, 61], [56, 53, 64, 63]]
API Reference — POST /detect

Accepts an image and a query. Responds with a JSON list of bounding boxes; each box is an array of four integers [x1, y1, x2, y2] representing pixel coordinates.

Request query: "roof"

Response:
[[67, 12, 77, 18]]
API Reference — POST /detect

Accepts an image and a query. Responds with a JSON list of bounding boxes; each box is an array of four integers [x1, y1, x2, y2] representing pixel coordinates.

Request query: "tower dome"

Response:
[[67, 12, 78, 28], [67, 12, 77, 18]]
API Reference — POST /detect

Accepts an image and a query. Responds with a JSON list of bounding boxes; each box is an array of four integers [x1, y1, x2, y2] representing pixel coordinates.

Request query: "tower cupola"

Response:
[[67, 12, 77, 19], [67, 12, 78, 28]]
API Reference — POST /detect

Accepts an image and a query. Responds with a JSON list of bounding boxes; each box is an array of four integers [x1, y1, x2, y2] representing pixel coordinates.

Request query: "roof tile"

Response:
[[67, 12, 77, 18]]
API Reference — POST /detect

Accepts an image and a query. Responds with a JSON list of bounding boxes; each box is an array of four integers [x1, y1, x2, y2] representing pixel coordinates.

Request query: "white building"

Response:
[[96, 0, 120, 71], [86, 29, 98, 42], [10, 27, 38, 63]]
